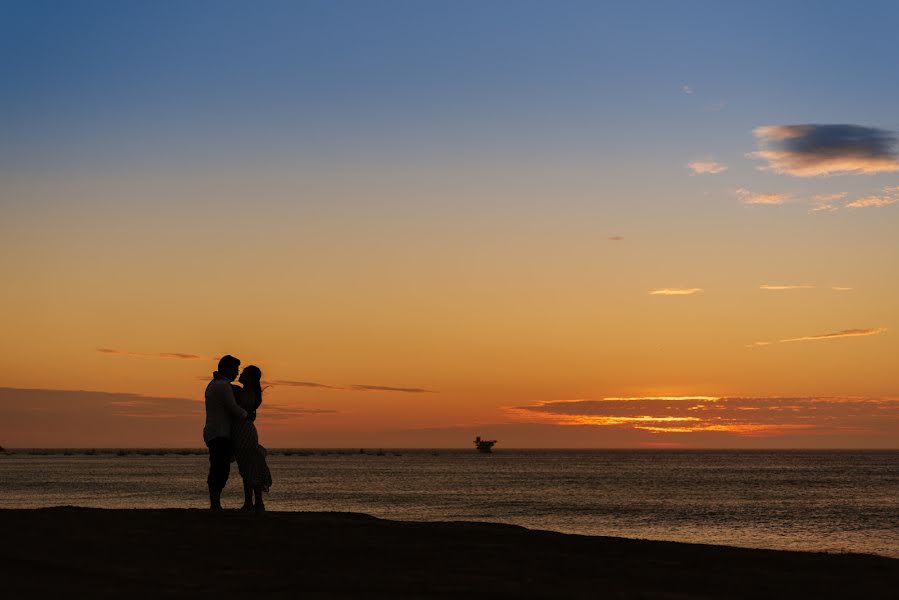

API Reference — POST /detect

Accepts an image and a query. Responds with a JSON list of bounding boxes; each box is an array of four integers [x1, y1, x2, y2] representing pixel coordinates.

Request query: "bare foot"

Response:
[[239, 503, 254, 512], [254, 502, 265, 515]]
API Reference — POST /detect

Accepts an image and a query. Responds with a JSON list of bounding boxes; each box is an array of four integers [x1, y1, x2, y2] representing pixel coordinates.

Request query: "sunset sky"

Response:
[[2, 1, 899, 447]]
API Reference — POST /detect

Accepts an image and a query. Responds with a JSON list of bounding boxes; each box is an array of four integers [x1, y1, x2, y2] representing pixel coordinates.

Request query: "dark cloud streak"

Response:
[[263, 380, 438, 393], [98, 348, 203, 360], [267, 380, 344, 390], [349, 385, 437, 394]]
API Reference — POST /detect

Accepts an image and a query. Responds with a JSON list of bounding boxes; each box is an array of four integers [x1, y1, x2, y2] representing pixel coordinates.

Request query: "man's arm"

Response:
[[221, 383, 248, 420]]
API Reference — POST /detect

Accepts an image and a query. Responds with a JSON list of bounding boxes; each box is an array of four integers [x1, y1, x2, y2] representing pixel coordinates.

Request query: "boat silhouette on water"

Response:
[[474, 436, 497, 453]]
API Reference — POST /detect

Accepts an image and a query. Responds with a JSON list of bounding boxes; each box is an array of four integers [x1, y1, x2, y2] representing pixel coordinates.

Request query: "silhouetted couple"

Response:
[[204, 355, 272, 513]]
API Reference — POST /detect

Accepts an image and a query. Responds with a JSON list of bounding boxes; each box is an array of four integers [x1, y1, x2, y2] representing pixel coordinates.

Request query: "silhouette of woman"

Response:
[[231, 365, 272, 513]]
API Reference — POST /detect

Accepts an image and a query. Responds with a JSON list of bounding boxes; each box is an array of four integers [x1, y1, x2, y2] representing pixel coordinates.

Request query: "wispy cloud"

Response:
[[200, 376, 437, 394], [809, 192, 848, 213], [269, 380, 437, 393], [679, 84, 727, 112], [758, 284, 853, 292], [845, 194, 899, 209], [808, 187, 899, 212], [0, 387, 335, 445], [750, 124, 899, 176], [736, 188, 792, 205], [760, 284, 814, 290], [649, 288, 703, 296], [749, 327, 886, 347], [98, 348, 204, 360], [258, 404, 338, 420], [348, 385, 437, 394], [267, 379, 343, 390], [687, 160, 727, 175], [780, 327, 887, 343], [608, 235, 625, 241], [93, 391, 335, 421]]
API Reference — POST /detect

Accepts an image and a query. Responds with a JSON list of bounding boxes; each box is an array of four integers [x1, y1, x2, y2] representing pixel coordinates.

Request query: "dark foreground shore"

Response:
[[2, 508, 897, 599]]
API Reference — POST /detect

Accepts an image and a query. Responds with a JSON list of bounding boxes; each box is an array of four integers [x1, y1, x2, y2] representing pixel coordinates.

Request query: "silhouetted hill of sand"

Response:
[[2, 508, 897, 598]]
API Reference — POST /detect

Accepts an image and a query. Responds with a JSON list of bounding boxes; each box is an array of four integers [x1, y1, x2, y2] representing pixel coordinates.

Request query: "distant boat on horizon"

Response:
[[474, 436, 497, 453]]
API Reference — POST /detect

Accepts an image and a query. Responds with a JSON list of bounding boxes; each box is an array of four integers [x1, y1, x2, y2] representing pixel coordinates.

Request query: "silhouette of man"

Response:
[[204, 355, 248, 510]]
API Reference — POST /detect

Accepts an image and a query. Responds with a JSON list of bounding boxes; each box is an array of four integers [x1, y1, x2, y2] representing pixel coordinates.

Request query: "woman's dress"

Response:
[[231, 386, 272, 492]]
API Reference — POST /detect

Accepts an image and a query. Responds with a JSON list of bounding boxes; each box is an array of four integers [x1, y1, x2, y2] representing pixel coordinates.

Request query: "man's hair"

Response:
[[217, 355, 240, 373]]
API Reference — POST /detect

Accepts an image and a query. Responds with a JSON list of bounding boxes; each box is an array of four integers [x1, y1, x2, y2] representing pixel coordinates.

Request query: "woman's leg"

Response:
[[254, 487, 265, 514], [241, 483, 254, 511]]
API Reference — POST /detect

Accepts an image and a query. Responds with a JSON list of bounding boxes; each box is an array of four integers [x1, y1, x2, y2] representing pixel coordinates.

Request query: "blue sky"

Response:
[[3, 0, 898, 173]]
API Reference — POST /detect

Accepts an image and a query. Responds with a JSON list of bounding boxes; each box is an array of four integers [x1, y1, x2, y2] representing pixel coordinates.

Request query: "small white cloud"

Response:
[[687, 160, 728, 175], [649, 288, 703, 296], [760, 284, 814, 290], [736, 188, 792, 205], [682, 84, 694, 95], [745, 341, 772, 348]]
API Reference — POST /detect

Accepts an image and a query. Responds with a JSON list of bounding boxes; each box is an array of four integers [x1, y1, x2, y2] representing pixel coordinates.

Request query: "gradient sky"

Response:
[[2, 1, 899, 447]]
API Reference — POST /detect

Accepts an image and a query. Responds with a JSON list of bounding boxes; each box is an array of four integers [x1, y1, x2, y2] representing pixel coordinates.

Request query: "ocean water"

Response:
[[1, 450, 897, 557]]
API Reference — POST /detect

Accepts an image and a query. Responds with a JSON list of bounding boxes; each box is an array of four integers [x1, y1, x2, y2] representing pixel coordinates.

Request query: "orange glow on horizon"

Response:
[[2, 160, 898, 448]]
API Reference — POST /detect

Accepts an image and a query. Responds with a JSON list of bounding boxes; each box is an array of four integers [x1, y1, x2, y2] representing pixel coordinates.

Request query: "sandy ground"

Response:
[[2, 507, 897, 598]]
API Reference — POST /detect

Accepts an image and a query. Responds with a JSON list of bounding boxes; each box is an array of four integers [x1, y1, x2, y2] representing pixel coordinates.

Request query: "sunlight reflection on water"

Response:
[[2, 450, 897, 557]]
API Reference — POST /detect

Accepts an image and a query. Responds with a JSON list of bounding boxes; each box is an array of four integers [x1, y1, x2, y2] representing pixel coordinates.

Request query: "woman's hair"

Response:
[[242, 365, 263, 410]]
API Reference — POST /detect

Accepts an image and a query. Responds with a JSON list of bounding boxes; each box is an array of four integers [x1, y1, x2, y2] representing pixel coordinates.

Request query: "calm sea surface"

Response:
[[2, 450, 897, 557]]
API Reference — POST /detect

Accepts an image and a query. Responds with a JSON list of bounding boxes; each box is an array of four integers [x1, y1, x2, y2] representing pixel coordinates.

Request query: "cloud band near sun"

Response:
[[507, 396, 899, 437], [750, 124, 899, 176]]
